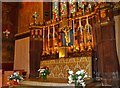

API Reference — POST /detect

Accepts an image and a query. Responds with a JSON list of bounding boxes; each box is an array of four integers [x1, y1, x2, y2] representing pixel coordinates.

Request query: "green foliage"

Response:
[[38, 67, 50, 80], [40, 70, 50, 80], [9, 72, 23, 81]]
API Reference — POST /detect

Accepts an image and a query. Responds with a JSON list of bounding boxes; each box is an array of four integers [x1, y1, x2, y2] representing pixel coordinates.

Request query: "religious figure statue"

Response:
[[62, 27, 71, 46]]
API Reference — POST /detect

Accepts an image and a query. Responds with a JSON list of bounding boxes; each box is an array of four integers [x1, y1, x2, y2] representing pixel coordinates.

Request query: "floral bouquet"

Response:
[[38, 66, 50, 80], [68, 69, 88, 88], [8, 72, 24, 85]]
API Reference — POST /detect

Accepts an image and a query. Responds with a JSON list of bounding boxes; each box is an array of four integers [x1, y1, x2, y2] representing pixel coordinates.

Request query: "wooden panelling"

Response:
[[2, 2, 18, 64], [95, 7, 119, 86], [43, 2, 51, 21], [29, 39, 43, 78], [2, 63, 13, 71]]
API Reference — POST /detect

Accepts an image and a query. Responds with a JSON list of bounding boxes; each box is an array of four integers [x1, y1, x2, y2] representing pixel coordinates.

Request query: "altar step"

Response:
[[18, 78, 102, 88]]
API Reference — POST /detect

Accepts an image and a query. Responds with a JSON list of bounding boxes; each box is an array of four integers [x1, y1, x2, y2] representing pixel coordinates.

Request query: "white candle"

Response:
[[73, 19, 75, 45], [48, 27, 50, 47], [53, 25, 55, 39], [73, 20, 75, 33], [79, 19, 82, 35], [43, 27, 45, 51]]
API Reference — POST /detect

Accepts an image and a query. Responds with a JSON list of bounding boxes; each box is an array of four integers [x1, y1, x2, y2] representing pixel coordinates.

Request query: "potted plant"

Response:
[[38, 66, 50, 80], [8, 72, 24, 85], [68, 69, 88, 88]]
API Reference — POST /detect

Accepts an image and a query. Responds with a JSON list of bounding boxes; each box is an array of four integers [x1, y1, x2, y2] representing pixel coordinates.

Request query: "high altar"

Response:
[[13, 2, 120, 86]]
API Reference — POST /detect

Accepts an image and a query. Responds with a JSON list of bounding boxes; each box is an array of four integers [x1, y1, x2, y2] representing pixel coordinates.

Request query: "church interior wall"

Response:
[[18, 2, 43, 33]]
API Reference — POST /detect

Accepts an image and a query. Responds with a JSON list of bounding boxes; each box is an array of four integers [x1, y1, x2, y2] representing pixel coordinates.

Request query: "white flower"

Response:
[[13, 72, 19, 76], [76, 71, 81, 75], [40, 69, 45, 73], [81, 82, 86, 87], [68, 70, 73, 75], [81, 80, 83, 82], [84, 74, 87, 78], [68, 70, 87, 87], [38, 69, 40, 71], [20, 76, 24, 80], [43, 73, 46, 76], [68, 75, 72, 81], [68, 80, 73, 84], [9, 76, 12, 78], [78, 76, 82, 80], [79, 70, 85, 74], [77, 79, 80, 83], [17, 79, 19, 83], [78, 79, 83, 83], [13, 72, 17, 76]]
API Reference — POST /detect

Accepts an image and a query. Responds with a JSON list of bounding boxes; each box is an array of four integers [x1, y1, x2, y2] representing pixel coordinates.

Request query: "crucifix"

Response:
[[3, 29, 10, 38], [62, 26, 71, 46], [32, 12, 39, 25]]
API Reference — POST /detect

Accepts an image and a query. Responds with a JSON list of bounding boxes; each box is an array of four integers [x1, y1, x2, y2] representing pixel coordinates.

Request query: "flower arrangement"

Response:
[[38, 66, 50, 80], [68, 69, 88, 88], [8, 72, 24, 85]]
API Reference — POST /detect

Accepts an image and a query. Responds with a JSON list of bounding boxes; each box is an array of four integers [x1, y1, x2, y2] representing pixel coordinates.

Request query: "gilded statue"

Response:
[[62, 27, 71, 46]]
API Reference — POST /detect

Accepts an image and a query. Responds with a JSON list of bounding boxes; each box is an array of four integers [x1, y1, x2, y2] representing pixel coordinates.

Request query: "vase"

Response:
[[75, 80, 79, 88]]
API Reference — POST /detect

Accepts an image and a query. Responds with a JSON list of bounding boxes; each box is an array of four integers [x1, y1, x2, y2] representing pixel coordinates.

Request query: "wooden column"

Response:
[[29, 35, 43, 78], [43, 2, 51, 21], [95, 4, 119, 86]]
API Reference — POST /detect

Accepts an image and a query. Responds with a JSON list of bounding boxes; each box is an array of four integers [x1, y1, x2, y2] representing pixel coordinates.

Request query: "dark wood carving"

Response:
[[95, 3, 119, 86], [43, 2, 51, 21], [2, 2, 18, 70], [29, 38, 43, 78]]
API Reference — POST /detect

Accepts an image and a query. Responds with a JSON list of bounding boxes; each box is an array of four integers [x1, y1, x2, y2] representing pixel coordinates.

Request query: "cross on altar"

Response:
[[3, 29, 10, 37]]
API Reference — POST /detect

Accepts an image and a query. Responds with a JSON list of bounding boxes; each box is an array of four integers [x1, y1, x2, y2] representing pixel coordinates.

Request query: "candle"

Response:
[[43, 27, 45, 51], [48, 27, 50, 48], [79, 19, 83, 35], [53, 25, 55, 39], [73, 19, 75, 45]]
